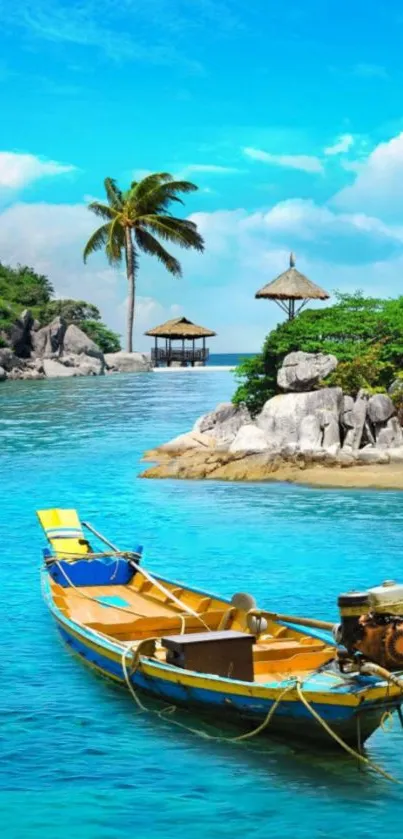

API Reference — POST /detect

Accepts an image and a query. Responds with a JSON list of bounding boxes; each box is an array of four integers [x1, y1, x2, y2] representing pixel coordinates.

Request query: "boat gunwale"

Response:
[[41, 571, 402, 708]]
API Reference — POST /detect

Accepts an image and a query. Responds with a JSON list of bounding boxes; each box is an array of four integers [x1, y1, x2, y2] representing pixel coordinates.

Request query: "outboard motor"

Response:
[[334, 581, 403, 670]]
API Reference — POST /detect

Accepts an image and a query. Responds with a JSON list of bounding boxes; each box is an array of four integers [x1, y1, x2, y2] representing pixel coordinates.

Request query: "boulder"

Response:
[[63, 323, 104, 362], [388, 378, 403, 396], [277, 351, 338, 392], [376, 416, 403, 449], [0, 348, 22, 371], [0, 366, 6, 381], [356, 448, 390, 464], [299, 415, 322, 453], [61, 353, 103, 376], [105, 351, 152, 373], [340, 395, 355, 429], [342, 390, 368, 451], [32, 316, 66, 358], [43, 359, 78, 378], [256, 387, 342, 452], [318, 409, 341, 454], [8, 309, 34, 357], [229, 424, 269, 454], [160, 431, 215, 452], [367, 394, 395, 424], [194, 402, 251, 445]]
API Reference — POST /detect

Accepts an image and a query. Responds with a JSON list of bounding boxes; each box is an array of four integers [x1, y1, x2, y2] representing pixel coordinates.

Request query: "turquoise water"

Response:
[[1, 370, 403, 838]]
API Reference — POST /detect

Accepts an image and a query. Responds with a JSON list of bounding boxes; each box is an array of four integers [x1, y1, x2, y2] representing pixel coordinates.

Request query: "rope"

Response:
[[294, 679, 399, 784], [120, 646, 400, 782], [120, 641, 295, 741]]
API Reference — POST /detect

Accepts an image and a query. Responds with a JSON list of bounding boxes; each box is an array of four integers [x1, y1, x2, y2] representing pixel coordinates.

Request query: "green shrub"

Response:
[[80, 320, 121, 353], [233, 292, 403, 415]]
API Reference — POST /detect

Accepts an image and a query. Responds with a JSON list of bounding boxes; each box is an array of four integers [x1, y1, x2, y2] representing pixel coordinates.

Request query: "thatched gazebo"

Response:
[[255, 252, 330, 320], [145, 317, 216, 367]]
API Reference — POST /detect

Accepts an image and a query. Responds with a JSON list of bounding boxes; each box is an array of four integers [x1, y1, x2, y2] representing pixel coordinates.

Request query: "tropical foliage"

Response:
[[0, 262, 120, 353], [83, 174, 204, 352], [233, 293, 403, 415]]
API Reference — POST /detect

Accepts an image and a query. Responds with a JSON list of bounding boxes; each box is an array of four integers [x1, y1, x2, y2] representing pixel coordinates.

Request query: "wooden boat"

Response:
[[38, 508, 403, 750]]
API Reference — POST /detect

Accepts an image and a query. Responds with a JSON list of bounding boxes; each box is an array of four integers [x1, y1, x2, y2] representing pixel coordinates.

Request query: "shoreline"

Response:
[[140, 449, 403, 491]]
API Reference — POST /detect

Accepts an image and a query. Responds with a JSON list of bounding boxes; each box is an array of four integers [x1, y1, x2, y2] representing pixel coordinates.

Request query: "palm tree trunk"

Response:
[[125, 228, 135, 352]]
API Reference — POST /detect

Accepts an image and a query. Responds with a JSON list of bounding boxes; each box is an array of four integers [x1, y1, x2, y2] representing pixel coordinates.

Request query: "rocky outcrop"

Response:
[[63, 324, 104, 362], [0, 367, 6, 381], [342, 389, 368, 451], [32, 316, 67, 358], [277, 351, 338, 392], [194, 402, 251, 445], [105, 351, 152, 373], [0, 309, 152, 383], [8, 309, 34, 357], [367, 393, 395, 424], [229, 424, 269, 454], [143, 350, 403, 482], [256, 387, 342, 453]]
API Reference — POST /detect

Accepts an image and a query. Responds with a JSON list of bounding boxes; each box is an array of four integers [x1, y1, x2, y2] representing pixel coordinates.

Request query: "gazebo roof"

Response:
[[145, 316, 216, 339], [255, 253, 330, 301]]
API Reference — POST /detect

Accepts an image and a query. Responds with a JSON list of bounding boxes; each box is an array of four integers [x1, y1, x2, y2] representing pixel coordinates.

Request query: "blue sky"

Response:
[[2, 1, 403, 350]]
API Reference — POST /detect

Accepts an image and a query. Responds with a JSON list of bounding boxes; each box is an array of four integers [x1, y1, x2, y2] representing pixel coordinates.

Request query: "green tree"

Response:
[[233, 292, 403, 415], [40, 298, 101, 324], [83, 174, 204, 352], [0, 262, 53, 308]]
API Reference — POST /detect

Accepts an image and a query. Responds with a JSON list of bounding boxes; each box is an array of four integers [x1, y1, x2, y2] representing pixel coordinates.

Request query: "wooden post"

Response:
[[192, 338, 195, 367], [154, 336, 158, 367], [182, 337, 185, 367], [202, 336, 206, 365]]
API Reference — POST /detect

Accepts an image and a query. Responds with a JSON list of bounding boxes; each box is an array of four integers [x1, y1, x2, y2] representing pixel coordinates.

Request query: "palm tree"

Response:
[[83, 173, 205, 352]]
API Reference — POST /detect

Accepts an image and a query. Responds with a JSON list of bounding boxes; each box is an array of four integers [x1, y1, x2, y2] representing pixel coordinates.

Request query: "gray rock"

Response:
[[105, 351, 152, 373], [319, 409, 341, 454], [229, 424, 269, 454], [61, 353, 104, 376], [376, 416, 403, 449], [32, 316, 66, 358], [0, 366, 6, 381], [277, 351, 338, 392], [194, 402, 251, 445], [388, 446, 403, 463], [356, 449, 390, 464], [367, 393, 395, 424], [340, 395, 355, 429], [299, 415, 322, 453], [160, 431, 215, 452], [43, 359, 78, 378], [0, 348, 22, 371], [63, 323, 104, 362], [342, 390, 368, 451], [256, 387, 342, 452], [8, 309, 34, 357], [388, 378, 403, 395]]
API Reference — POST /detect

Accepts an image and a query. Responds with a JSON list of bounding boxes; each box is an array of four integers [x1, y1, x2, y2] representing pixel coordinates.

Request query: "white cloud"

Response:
[[0, 152, 75, 189], [333, 131, 403, 220], [5, 131, 403, 353], [324, 134, 354, 156], [243, 147, 324, 174]]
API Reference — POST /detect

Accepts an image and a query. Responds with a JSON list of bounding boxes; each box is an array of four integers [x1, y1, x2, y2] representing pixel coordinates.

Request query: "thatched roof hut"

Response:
[[255, 253, 330, 319], [145, 317, 216, 339], [145, 317, 216, 366]]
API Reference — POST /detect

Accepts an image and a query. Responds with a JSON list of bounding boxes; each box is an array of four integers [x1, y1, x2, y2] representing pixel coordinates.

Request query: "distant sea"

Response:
[[207, 352, 254, 366]]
